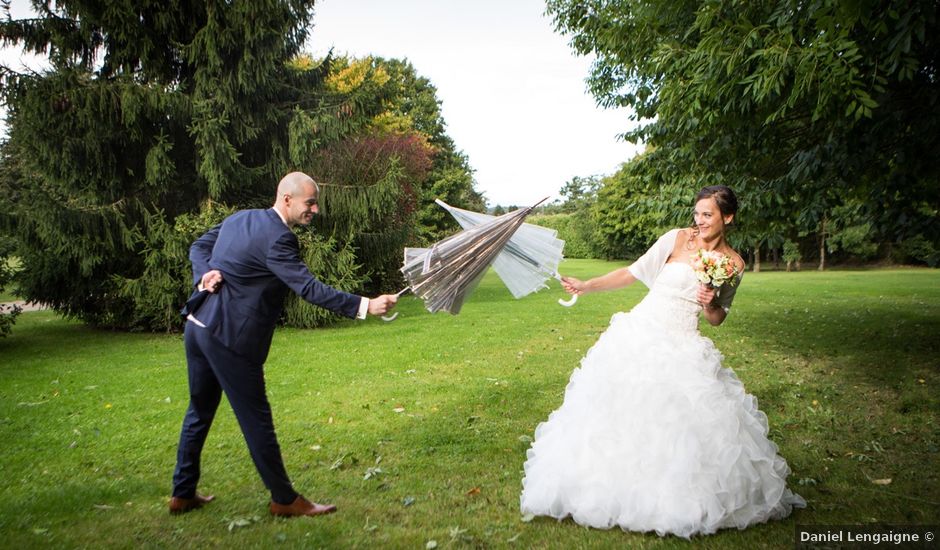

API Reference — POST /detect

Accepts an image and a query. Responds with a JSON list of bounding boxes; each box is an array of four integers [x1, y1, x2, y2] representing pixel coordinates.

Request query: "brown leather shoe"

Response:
[[270, 495, 337, 517], [168, 493, 215, 515]]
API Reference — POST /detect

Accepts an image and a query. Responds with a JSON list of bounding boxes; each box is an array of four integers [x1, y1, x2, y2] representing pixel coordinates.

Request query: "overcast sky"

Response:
[[1, 0, 644, 206]]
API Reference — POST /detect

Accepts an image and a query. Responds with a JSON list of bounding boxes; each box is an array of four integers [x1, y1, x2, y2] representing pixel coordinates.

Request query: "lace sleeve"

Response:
[[714, 273, 743, 313], [627, 229, 681, 288]]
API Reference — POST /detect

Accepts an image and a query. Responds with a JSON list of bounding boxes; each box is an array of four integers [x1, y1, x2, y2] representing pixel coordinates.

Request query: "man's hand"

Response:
[[200, 270, 224, 293], [367, 294, 398, 316]]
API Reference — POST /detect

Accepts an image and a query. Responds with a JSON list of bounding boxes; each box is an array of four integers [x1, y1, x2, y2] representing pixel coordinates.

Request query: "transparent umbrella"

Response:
[[383, 199, 574, 322], [433, 199, 576, 307]]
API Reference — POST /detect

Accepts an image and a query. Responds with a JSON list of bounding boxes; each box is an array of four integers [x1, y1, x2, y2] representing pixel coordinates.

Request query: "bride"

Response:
[[520, 185, 805, 538]]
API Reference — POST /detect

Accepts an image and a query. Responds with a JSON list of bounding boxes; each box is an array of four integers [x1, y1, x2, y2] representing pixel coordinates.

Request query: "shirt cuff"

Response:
[[357, 297, 369, 320], [186, 314, 206, 327]]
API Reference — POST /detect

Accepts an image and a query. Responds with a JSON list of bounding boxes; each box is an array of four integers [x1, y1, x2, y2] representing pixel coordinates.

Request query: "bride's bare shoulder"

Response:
[[671, 228, 693, 253], [727, 249, 746, 272]]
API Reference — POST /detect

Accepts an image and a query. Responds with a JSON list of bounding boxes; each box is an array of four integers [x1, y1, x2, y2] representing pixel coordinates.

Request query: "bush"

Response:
[[894, 234, 940, 267], [117, 204, 234, 332], [282, 230, 369, 328], [528, 213, 596, 259], [827, 223, 879, 260], [782, 239, 802, 271], [0, 236, 21, 337]]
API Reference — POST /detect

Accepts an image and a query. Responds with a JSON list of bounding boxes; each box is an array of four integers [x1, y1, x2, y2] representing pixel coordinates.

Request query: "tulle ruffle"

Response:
[[520, 309, 805, 538]]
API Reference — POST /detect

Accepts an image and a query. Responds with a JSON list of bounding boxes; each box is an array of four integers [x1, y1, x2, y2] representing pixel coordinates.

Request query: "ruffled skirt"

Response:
[[520, 310, 805, 538]]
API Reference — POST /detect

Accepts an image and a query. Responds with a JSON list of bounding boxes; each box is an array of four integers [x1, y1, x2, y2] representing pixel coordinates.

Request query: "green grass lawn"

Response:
[[1, 262, 938, 549]]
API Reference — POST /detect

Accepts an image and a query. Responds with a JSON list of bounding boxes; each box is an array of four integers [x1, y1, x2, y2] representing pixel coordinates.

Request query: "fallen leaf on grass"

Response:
[[226, 516, 260, 531], [466, 487, 481, 496], [330, 452, 356, 470]]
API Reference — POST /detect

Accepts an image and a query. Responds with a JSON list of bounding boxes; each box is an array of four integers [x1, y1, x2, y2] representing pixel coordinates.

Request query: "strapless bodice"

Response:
[[629, 262, 701, 333]]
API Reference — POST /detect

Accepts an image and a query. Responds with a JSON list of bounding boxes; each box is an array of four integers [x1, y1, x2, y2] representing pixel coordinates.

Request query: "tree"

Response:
[[368, 57, 484, 243], [0, 0, 340, 329], [558, 175, 601, 212], [529, 175, 603, 258], [591, 151, 684, 260], [284, 55, 480, 297], [546, 0, 940, 265]]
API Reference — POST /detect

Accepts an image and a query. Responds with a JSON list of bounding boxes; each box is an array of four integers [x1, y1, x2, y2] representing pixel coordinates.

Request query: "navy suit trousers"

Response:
[[172, 320, 298, 504]]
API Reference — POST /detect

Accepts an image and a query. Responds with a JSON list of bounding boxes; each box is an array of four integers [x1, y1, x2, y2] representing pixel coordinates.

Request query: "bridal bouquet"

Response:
[[690, 249, 739, 288]]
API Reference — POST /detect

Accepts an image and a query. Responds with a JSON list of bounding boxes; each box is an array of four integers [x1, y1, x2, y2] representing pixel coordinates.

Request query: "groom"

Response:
[[170, 171, 398, 517]]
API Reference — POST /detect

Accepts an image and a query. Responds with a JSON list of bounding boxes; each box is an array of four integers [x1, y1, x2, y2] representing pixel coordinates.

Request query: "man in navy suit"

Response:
[[169, 172, 398, 517]]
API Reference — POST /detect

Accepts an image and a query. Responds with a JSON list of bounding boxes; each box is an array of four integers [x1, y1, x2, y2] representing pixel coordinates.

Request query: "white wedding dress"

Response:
[[520, 230, 805, 538]]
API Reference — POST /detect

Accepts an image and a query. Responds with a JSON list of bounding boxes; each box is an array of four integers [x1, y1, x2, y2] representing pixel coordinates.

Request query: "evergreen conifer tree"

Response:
[[0, 1, 438, 330]]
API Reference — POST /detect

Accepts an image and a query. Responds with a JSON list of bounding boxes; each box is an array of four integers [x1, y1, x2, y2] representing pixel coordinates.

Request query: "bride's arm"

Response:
[[698, 284, 728, 326], [561, 267, 637, 296], [562, 229, 680, 297]]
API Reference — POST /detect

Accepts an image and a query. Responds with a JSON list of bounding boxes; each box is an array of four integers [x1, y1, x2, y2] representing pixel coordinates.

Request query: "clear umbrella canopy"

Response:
[[433, 199, 566, 299], [400, 203, 540, 315]]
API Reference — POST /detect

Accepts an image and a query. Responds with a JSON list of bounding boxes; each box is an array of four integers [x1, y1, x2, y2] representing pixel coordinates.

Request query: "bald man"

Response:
[[170, 172, 397, 517]]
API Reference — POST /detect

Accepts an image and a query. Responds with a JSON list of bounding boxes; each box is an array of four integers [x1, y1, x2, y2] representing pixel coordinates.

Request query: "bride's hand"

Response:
[[561, 276, 586, 295], [696, 283, 717, 308]]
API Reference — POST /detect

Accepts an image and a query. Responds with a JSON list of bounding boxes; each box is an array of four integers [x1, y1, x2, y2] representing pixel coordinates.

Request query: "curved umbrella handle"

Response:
[[381, 287, 411, 322], [553, 272, 578, 307]]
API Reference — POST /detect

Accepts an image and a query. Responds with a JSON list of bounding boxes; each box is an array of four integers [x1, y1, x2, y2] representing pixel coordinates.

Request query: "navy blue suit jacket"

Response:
[[184, 208, 362, 364]]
